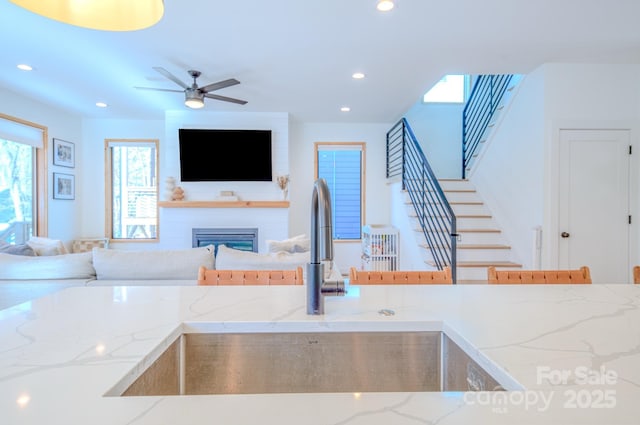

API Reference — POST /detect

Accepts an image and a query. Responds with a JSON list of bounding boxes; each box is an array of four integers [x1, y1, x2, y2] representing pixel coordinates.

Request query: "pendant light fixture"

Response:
[[10, 0, 164, 31]]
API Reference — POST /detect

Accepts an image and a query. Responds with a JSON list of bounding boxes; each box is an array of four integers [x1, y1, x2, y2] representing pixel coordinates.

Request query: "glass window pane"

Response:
[[423, 74, 466, 103], [0, 138, 34, 244], [317, 148, 362, 240], [109, 143, 158, 240]]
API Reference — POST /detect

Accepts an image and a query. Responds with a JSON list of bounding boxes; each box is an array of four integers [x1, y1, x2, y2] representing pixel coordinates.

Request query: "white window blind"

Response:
[[317, 144, 363, 240], [0, 117, 44, 148]]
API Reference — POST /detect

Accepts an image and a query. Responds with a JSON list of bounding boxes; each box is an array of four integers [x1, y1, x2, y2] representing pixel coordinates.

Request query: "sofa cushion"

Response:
[[92, 246, 214, 280], [0, 252, 95, 280]]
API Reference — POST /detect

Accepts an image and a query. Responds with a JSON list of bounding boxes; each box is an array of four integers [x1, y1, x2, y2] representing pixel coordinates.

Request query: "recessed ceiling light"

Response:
[[96, 102, 108, 108], [341, 106, 351, 112], [352, 72, 365, 79], [17, 64, 33, 71], [376, 0, 394, 12]]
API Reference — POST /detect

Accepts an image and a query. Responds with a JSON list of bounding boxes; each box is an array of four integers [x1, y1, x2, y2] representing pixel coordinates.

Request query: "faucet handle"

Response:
[[321, 278, 346, 296]]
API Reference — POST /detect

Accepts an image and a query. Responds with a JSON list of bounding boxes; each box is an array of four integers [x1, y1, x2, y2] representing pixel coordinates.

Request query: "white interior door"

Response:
[[559, 129, 630, 284]]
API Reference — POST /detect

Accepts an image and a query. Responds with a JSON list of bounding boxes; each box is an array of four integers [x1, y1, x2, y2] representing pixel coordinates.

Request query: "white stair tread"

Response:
[[425, 260, 522, 268], [420, 244, 510, 250]]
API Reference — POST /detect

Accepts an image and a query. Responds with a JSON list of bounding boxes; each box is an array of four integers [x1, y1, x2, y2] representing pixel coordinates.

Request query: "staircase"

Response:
[[387, 75, 522, 283], [408, 179, 521, 282]]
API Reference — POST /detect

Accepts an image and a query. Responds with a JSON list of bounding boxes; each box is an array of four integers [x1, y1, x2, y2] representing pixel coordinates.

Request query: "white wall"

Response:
[[541, 63, 640, 269], [289, 121, 392, 273], [81, 117, 164, 247], [403, 101, 464, 179], [0, 87, 83, 242], [469, 69, 545, 268], [469, 63, 640, 271], [389, 181, 429, 270]]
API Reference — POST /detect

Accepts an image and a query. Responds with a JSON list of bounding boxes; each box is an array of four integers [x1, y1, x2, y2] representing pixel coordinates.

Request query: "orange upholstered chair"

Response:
[[633, 266, 640, 284], [487, 266, 592, 284], [197, 266, 303, 286], [348, 267, 452, 285]]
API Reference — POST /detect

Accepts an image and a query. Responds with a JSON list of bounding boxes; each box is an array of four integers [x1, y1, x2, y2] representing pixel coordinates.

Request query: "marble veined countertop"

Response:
[[0, 283, 638, 424]]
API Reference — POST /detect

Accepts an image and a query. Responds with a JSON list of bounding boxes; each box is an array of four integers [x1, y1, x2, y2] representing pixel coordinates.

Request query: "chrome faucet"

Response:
[[307, 178, 345, 314]]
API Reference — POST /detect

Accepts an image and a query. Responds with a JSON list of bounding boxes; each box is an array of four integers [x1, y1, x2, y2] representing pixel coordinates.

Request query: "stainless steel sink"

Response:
[[114, 331, 503, 396]]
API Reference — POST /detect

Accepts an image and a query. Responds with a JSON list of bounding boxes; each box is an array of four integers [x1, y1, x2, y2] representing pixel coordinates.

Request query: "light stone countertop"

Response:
[[0, 283, 639, 424]]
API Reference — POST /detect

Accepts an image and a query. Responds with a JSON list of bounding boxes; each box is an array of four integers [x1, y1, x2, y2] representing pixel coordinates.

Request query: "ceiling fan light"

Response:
[[184, 91, 205, 109], [9, 0, 164, 31]]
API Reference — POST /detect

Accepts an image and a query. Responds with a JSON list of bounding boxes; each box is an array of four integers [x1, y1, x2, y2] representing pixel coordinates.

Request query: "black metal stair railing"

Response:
[[462, 74, 513, 178], [387, 118, 457, 283]]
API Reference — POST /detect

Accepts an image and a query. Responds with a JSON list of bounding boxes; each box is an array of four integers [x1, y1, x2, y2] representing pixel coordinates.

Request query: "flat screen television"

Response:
[[179, 129, 273, 182]]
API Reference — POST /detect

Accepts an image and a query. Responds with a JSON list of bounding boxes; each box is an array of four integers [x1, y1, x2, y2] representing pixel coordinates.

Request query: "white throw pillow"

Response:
[[27, 236, 68, 256], [265, 234, 310, 253], [0, 252, 95, 280], [216, 245, 309, 270], [92, 246, 214, 280]]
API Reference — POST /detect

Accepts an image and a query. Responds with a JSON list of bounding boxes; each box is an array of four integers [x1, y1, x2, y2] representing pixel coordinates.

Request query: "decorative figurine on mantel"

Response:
[[171, 186, 185, 201], [276, 174, 290, 200]]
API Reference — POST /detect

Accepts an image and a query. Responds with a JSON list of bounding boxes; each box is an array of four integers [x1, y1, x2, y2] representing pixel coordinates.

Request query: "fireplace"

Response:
[[192, 228, 259, 255]]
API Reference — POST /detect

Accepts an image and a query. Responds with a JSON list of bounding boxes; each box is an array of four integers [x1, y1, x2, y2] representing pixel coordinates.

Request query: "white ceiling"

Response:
[[1, 0, 639, 123]]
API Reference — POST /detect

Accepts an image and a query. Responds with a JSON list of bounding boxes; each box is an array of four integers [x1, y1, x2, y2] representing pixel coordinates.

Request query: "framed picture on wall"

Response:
[[53, 138, 75, 168], [53, 173, 75, 200]]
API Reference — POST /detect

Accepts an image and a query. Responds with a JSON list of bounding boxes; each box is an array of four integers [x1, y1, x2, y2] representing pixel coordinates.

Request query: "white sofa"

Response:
[[0, 246, 215, 309], [0, 239, 338, 310]]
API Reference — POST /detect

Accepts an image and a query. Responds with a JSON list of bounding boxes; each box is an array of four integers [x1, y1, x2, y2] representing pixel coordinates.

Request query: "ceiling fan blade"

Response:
[[203, 93, 248, 105], [134, 86, 184, 93], [153, 66, 189, 89], [199, 78, 240, 93]]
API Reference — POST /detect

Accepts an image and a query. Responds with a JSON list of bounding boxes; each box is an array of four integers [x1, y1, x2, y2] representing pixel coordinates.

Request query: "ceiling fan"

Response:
[[135, 67, 247, 109]]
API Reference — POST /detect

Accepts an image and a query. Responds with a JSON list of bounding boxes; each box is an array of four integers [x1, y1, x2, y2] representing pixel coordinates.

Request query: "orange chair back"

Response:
[[349, 267, 452, 285], [487, 266, 591, 284], [197, 266, 303, 286]]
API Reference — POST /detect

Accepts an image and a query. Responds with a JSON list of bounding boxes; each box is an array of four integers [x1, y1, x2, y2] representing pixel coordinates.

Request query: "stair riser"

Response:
[[455, 232, 506, 245], [456, 249, 512, 262], [456, 217, 498, 229], [408, 215, 496, 229], [438, 180, 475, 191], [443, 192, 482, 203], [417, 231, 506, 246], [451, 204, 490, 216]]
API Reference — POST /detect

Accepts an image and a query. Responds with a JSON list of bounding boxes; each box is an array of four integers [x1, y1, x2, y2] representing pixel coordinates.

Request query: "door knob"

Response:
[[561, 232, 570, 238]]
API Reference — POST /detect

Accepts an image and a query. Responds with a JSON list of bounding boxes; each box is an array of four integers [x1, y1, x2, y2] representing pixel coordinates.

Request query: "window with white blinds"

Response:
[[315, 142, 365, 240]]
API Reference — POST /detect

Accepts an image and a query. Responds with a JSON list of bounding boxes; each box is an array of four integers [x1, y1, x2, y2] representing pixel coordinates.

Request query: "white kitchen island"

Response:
[[0, 283, 638, 424]]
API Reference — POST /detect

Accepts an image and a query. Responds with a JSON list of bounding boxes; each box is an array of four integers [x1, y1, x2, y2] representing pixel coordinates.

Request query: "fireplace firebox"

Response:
[[192, 228, 259, 255]]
